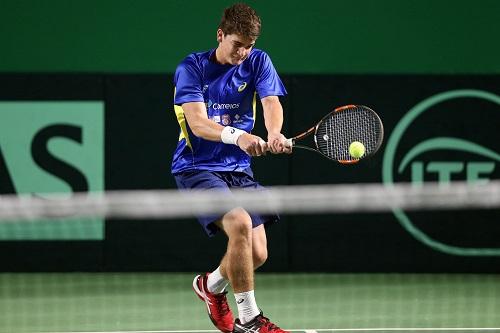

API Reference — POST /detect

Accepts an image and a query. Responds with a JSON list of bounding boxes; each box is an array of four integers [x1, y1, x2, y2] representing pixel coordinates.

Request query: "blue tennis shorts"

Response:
[[174, 169, 279, 237]]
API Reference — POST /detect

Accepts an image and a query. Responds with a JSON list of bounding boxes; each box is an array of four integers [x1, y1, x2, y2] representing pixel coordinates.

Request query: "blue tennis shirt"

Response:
[[171, 48, 287, 174]]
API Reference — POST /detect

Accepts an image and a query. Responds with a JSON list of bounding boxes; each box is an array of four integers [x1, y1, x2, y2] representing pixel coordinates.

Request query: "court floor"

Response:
[[0, 273, 499, 332], [47, 327, 500, 333]]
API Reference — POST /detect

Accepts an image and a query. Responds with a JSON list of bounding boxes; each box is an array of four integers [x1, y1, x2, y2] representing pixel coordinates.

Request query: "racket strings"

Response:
[[315, 106, 383, 161]]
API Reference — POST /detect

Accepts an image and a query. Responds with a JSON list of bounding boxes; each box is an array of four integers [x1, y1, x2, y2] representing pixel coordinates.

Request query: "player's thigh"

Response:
[[175, 170, 232, 237]]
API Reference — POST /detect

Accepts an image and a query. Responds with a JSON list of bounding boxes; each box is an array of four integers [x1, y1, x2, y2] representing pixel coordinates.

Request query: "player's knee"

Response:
[[223, 207, 252, 238], [253, 247, 268, 268]]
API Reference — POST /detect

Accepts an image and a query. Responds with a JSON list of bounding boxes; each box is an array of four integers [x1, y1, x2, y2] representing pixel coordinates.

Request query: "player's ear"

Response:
[[216, 29, 224, 43]]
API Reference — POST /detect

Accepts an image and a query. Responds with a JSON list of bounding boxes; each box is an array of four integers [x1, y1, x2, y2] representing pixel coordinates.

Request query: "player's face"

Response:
[[216, 29, 255, 65]]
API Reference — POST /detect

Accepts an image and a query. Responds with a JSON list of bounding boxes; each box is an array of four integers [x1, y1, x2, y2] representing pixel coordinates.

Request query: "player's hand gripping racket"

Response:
[[284, 105, 384, 164]]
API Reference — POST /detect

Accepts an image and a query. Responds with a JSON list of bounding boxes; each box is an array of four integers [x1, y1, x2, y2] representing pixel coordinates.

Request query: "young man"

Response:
[[172, 3, 290, 333]]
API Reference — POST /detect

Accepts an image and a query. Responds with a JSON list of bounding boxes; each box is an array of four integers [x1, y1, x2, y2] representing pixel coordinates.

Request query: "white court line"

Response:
[[300, 329, 500, 332], [305, 329, 500, 332], [49, 328, 500, 333]]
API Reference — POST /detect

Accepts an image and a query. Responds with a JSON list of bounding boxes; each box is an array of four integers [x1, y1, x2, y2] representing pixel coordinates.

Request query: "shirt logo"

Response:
[[238, 82, 247, 92], [212, 103, 240, 110], [233, 114, 243, 124], [222, 114, 231, 125]]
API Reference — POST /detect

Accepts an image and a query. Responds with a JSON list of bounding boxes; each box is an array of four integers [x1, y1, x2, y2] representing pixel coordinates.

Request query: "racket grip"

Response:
[[259, 138, 292, 152], [259, 139, 268, 151]]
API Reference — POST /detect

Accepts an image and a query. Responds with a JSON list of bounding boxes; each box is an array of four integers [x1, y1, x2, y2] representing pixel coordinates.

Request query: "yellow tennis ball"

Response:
[[349, 141, 365, 159]]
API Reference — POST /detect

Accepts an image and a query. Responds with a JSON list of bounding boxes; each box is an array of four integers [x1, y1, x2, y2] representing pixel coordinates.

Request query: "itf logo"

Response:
[[0, 101, 104, 240], [382, 90, 500, 256]]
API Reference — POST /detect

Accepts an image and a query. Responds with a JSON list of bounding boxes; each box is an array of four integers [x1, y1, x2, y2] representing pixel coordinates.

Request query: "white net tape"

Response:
[[0, 180, 499, 221]]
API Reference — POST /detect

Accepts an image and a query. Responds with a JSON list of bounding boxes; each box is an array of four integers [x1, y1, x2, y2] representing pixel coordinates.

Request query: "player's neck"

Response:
[[213, 47, 229, 65]]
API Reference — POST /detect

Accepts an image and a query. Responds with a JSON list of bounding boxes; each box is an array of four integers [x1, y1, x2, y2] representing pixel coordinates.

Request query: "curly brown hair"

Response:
[[218, 3, 261, 39]]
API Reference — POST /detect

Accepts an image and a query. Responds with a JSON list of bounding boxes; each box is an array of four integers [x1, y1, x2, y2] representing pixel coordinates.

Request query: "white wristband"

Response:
[[221, 126, 245, 145]]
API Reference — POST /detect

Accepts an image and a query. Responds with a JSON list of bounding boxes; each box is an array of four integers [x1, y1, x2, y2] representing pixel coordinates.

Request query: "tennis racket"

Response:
[[284, 105, 384, 164]]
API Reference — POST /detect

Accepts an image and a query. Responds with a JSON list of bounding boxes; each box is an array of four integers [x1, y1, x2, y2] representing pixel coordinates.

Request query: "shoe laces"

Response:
[[258, 315, 281, 331], [212, 291, 231, 316]]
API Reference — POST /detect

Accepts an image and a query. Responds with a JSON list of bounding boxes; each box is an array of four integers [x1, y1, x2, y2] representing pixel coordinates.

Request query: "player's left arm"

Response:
[[261, 95, 291, 154]]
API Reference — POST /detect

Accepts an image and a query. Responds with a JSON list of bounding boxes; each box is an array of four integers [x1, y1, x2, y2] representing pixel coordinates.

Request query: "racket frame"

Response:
[[288, 105, 384, 164]]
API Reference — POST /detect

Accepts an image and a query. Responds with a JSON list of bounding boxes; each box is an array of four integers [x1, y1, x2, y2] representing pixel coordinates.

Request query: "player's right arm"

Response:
[[182, 102, 266, 156]]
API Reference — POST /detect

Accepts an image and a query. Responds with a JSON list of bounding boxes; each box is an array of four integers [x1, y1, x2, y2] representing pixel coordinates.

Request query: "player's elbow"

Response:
[[261, 95, 281, 109], [190, 124, 207, 138]]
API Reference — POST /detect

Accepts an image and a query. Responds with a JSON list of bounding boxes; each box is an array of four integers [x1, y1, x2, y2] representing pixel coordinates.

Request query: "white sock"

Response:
[[207, 267, 228, 294], [234, 290, 260, 324]]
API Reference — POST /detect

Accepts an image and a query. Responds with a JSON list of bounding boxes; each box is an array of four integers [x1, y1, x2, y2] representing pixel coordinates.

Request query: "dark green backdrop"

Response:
[[1, 0, 500, 74], [1, 1, 500, 272], [1, 74, 500, 272]]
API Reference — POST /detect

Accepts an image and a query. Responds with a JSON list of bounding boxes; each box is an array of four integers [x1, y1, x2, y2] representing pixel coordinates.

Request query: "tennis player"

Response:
[[171, 3, 290, 333]]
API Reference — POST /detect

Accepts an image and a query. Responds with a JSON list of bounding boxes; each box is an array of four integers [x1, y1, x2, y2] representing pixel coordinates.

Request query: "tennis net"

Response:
[[0, 180, 499, 220], [0, 181, 499, 333]]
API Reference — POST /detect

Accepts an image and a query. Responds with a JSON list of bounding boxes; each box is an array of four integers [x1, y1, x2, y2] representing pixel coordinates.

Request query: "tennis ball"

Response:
[[349, 141, 365, 159]]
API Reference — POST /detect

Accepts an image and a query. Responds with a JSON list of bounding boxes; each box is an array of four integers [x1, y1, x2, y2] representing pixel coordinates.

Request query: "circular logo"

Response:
[[382, 89, 500, 256]]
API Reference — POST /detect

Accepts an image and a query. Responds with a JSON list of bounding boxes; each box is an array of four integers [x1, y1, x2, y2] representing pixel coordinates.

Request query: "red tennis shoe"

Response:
[[193, 273, 234, 333], [232, 312, 289, 333]]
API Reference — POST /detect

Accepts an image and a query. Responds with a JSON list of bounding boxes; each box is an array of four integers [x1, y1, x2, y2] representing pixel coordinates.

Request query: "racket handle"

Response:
[[259, 138, 293, 152], [259, 139, 267, 151]]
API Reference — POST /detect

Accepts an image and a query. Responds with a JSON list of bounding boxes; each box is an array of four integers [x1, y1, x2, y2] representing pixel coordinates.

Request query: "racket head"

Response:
[[313, 105, 384, 163]]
